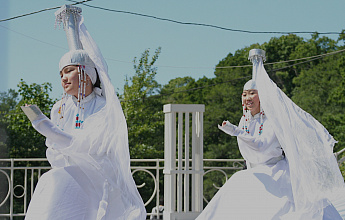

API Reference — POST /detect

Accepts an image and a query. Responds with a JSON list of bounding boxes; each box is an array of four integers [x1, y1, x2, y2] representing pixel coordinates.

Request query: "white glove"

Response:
[[21, 104, 73, 149], [21, 105, 44, 122], [218, 120, 240, 136]]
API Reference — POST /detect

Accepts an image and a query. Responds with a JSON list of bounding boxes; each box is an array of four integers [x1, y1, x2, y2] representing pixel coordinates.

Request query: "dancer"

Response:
[[196, 49, 344, 220], [21, 5, 146, 220]]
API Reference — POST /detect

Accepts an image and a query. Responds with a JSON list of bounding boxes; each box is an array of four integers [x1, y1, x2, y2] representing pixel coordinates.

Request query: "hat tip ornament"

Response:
[[55, 5, 83, 50], [248, 49, 266, 63]]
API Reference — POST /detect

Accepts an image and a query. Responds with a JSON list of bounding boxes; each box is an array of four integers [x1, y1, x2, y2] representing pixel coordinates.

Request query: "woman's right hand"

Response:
[[218, 120, 239, 136]]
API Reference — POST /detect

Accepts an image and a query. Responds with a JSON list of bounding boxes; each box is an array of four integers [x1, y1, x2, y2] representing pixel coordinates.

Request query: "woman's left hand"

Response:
[[21, 105, 44, 122]]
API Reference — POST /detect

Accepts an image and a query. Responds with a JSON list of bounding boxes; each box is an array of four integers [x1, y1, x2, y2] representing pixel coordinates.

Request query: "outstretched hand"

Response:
[[20, 104, 44, 122], [218, 120, 239, 136]]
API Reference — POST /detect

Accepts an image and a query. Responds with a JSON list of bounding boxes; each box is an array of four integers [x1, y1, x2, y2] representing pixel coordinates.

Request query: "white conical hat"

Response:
[[243, 79, 257, 91], [55, 5, 96, 84]]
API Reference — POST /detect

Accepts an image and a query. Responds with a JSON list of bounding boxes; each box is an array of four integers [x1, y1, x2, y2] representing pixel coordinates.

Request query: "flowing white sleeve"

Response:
[[219, 119, 275, 152], [32, 114, 73, 149]]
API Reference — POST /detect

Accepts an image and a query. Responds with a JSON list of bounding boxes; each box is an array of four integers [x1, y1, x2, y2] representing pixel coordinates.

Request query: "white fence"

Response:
[[1, 154, 344, 220], [0, 158, 246, 220], [1, 102, 344, 219]]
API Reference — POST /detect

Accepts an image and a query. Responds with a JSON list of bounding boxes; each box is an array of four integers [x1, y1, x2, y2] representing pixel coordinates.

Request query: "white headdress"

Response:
[[243, 79, 257, 91], [248, 49, 343, 219], [54, 5, 146, 219], [59, 50, 97, 84]]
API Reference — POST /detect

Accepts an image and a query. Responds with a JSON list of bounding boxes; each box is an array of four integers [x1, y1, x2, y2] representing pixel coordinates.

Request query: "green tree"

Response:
[[121, 47, 164, 159], [292, 53, 345, 152], [205, 45, 257, 160], [263, 33, 338, 96], [328, 31, 345, 106], [160, 76, 196, 103], [4, 79, 55, 158], [0, 89, 19, 112], [0, 89, 19, 158], [121, 47, 165, 213]]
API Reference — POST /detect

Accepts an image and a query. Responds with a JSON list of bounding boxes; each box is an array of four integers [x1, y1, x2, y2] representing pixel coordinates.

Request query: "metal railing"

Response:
[[1, 153, 344, 220], [0, 158, 245, 220]]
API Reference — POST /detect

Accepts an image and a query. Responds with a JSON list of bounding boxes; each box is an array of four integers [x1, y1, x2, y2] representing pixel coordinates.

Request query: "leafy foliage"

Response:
[[3, 34, 344, 163], [2, 80, 55, 158], [0, 89, 19, 158], [1, 32, 345, 214], [120, 48, 165, 212], [121, 47, 164, 159]]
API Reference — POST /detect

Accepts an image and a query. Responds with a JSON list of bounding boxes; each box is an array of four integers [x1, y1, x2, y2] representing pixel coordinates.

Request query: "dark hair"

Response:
[[94, 68, 101, 89]]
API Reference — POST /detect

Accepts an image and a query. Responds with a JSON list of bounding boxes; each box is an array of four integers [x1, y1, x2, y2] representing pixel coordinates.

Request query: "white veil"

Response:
[[54, 5, 146, 220], [250, 49, 344, 219]]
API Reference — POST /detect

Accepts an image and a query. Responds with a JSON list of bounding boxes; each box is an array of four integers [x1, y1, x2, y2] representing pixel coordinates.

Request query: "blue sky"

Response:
[[1, 0, 344, 99]]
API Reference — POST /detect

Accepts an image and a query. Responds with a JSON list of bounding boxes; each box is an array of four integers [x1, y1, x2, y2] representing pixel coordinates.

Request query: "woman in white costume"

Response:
[[196, 49, 344, 220], [21, 5, 146, 220]]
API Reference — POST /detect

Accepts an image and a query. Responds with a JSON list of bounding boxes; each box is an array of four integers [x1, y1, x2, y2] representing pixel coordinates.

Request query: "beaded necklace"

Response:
[[242, 103, 264, 135]]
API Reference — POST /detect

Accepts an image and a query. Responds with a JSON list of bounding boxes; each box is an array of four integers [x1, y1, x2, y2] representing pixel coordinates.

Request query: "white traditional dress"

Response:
[[25, 91, 145, 220], [24, 5, 146, 220], [25, 92, 104, 220], [196, 113, 342, 220], [197, 49, 344, 220]]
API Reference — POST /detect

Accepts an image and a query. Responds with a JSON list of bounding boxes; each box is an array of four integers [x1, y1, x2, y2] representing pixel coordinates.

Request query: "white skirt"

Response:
[[196, 159, 342, 220], [25, 167, 98, 220]]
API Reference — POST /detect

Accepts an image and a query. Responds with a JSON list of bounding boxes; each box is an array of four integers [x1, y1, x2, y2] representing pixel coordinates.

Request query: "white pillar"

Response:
[[163, 104, 205, 220]]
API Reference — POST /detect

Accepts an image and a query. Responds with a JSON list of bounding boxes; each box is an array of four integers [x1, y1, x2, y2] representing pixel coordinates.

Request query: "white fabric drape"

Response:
[[253, 57, 344, 219], [52, 16, 146, 219], [27, 8, 146, 219]]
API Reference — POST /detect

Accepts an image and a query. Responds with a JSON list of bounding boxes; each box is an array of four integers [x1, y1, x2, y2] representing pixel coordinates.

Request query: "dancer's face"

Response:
[[242, 89, 260, 116], [60, 65, 80, 97]]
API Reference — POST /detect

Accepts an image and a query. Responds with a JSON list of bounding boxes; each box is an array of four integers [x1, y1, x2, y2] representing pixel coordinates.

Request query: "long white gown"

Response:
[[196, 113, 342, 220], [25, 92, 145, 220]]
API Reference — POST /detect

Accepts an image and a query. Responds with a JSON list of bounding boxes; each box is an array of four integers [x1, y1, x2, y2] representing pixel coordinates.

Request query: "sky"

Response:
[[1, 0, 344, 99]]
